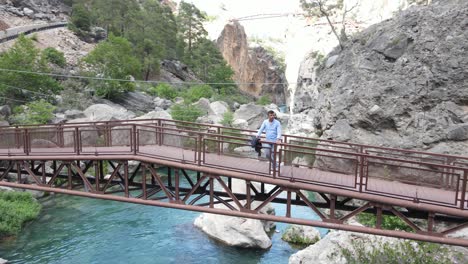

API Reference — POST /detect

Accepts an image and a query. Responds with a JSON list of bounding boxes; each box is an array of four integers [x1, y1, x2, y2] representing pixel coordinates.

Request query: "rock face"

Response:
[[1, 0, 70, 20], [289, 229, 467, 264], [292, 0, 468, 155], [217, 21, 287, 104]]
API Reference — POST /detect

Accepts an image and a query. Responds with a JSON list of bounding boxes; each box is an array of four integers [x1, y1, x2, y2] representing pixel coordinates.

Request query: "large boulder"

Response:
[[194, 178, 276, 249], [194, 201, 275, 249], [234, 103, 265, 130], [113, 91, 155, 113], [83, 104, 136, 122]]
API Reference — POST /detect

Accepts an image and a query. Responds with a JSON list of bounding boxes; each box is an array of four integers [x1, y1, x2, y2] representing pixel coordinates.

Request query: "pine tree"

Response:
[[176, 1, 208, 63]]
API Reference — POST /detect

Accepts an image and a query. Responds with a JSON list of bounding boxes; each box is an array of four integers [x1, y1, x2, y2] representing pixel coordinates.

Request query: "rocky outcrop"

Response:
[[217, 21, 287, 104], [157, 60, 200, 83], [113, 91, 155, 114], [291, 0, 468, 155], [0, 0, 70, 20], [282, 225, 321, 245], [233, 103, 289, 131], [289, 229, 467, 264]]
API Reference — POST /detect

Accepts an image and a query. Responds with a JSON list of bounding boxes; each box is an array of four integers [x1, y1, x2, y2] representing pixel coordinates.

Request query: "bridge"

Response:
[[0, 118, 467, 246]]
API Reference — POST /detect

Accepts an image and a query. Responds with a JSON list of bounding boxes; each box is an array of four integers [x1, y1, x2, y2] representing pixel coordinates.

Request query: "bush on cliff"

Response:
[[0, 191, 41, 238]]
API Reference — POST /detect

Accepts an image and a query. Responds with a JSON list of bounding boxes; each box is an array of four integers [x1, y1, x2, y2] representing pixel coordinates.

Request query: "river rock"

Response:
[[0, 258, 8, 264], [194, 208, 273, 249], [282, 225, 321, 245], [194, 192, 275, 249]]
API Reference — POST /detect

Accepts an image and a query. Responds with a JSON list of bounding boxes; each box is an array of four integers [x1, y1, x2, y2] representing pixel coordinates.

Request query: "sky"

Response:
[[187, 0, 302, 40]]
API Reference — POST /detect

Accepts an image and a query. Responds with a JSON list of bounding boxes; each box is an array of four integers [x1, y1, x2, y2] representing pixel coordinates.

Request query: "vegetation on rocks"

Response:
[[340, 239, 462, 264], [170, 103, 203, 122], [11, 100, 56, 125], [0, 191, 41, 238], [282, 232, 319, 246], [0, 35, 62, 105], [340, 212, 463, 264], [68, 0, 239, 102], [83, 34, 140, 99]]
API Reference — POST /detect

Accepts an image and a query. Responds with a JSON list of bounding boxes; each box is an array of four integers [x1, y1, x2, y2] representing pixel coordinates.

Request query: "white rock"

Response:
[[84, 104, 136, 121], [194, 212, 272, 249], [135, 110, 172, 120], [210, 101, 229, 116], [194, 199, 275, 249]]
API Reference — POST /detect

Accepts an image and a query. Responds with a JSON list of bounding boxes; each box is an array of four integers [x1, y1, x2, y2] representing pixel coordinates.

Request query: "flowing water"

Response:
[[0, 188, 327, 264]]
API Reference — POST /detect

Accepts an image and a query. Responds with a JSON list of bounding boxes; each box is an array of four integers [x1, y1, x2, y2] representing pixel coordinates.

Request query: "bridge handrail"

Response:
[[2, 118, 468, 166]]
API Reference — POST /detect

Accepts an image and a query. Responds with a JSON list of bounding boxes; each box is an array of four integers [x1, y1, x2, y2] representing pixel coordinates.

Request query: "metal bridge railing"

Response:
[[0, 120, 467, 209]]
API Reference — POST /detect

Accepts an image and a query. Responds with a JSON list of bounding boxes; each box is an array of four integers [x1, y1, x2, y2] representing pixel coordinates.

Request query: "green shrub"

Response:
[[43, 47, 66, 67], [70, 4, 91, 32], [182, 84, 213, 103], [149, 83, 178, 100], [59, 79, 93, 110], [0, 191, 41, 238], [257, 95, 271, 105], [10, 99, 56, 125], [220, 111, 234, 127], [170, 103, 203, 122], [338, 239, 460, 264], [357, 212, 413, 232]]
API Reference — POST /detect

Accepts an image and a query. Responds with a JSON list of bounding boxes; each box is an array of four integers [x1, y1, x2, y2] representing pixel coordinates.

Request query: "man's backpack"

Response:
[[250, 136, 262, 157]]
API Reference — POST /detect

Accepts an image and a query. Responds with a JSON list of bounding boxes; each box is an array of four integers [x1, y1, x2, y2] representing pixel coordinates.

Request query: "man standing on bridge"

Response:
[[256, 110, 282, 169]]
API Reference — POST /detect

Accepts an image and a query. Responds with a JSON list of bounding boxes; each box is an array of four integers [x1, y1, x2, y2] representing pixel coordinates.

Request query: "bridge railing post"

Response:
[[198, 133, 202, 166], [75, 127, 80, 155], [133, 124, 137, 155], [24, 128, 29, 155], [15, 126, 20, 149], [460, 170, 467, 210], [273, 143, 278, 178], [359, 146, 364, 192]]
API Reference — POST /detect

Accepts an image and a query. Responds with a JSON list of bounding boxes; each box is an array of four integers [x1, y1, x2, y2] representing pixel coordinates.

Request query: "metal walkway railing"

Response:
[[0, 118, 467, 210]]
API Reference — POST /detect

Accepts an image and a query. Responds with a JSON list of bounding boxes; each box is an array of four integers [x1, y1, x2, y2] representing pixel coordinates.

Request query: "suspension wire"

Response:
[[0, 68, 294, 86]]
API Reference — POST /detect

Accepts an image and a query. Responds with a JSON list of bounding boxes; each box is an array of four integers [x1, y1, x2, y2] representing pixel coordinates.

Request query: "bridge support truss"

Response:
[[1, 157, 468, 247]]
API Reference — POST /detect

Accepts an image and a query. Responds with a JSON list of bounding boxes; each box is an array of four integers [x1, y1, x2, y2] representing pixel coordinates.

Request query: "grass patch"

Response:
[[0, 191, 41, 238]]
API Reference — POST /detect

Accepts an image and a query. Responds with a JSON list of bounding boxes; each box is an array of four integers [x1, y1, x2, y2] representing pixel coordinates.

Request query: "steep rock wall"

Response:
[[217, 21, 287, 104], [291, 0, 468, 155]]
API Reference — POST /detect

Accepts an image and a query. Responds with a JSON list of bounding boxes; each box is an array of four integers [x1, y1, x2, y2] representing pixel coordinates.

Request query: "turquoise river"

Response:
[[0, 190, 327, 264]]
